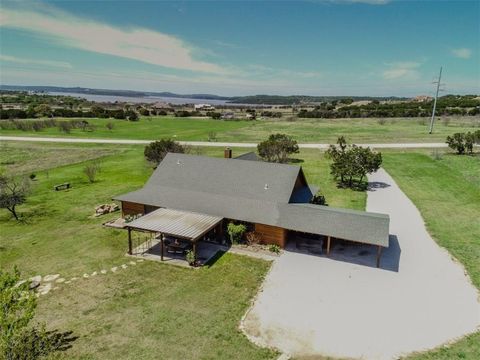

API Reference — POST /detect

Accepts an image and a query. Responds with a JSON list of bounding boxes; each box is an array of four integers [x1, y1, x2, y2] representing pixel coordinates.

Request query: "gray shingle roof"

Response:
[[114, 153, 389, 247], [144, 153, 303, 203]]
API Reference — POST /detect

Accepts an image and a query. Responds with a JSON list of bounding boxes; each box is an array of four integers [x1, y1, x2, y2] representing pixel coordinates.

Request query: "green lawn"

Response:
[[1, 115, 478, 143], [0, 143, 364, 359], [1, 143, 478, 359], [382, 150, 480, 360]]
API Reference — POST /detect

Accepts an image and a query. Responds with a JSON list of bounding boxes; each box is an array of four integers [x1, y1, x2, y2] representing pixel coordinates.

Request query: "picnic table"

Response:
[[166, 239, 191, 254], [54, 183, 70, 191]]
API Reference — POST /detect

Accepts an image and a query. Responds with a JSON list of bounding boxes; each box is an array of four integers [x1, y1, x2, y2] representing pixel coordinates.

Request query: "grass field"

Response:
[[1, 115, 478, 143], [0, 143, 365, 359], [1, 143, 478, 359], [382, 150, 480, 360]]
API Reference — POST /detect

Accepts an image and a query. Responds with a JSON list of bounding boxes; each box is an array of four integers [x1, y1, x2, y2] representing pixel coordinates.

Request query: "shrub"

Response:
[[83, 161, 101, 183], [29, 173, 36, 180], [268, 244, 281, 254], [310, 193, 327, 205], [58, 121, 72, 134], [227, 223, 247, 244], [446, 132, 475, 155], [245, 231, 262, 245], [185, 250, 197, 266]]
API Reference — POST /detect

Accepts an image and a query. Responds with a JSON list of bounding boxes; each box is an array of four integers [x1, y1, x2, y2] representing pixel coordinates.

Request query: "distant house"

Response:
[[221, 111, 235, 119], [194, 103, 215, 111], [114, 149, 389, 266], [413, 95, 433, 102]]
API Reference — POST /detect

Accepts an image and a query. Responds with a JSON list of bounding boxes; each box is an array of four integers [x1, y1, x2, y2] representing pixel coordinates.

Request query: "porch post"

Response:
[[326, 236, 331, 256], [128, 227, 132, 255], [161, 233, 164, 261], [376, 245, 382, 268], [216, 222, 223, 242], [193, 241, 197, 259]]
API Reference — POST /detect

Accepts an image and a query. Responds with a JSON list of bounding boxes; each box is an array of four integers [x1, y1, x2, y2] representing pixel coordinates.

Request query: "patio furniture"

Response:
[[166, 239, 191, 254]]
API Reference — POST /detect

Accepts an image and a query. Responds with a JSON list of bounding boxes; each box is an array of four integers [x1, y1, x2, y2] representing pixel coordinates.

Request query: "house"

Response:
[[194, 103, 215, 111], [114, 149, 390, 266]]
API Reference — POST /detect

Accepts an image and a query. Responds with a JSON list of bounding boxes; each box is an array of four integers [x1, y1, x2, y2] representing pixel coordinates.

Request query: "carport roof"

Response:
[[125, 208, 223, 241]]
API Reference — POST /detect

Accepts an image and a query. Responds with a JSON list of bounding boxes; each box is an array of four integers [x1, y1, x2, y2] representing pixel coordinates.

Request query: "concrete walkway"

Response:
[[0, 135, 452, 149], [242, 168, 480, 359]]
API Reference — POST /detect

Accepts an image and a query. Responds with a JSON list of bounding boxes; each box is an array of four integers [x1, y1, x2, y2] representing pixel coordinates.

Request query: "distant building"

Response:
[[221, 111, 235, 119], [194, 103, 215, 111], [413, 95, 433, 102]]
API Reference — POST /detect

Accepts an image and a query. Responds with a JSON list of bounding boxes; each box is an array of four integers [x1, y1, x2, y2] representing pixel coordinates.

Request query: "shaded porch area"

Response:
[[125, 208, 224, 267]]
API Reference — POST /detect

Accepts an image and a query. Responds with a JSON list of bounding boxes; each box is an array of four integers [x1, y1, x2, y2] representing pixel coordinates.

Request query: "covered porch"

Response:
[[125, 208, 224, 267]]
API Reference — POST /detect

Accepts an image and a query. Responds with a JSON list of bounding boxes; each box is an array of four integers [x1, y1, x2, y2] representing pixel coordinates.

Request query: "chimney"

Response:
[[224, 147, 232, 159]]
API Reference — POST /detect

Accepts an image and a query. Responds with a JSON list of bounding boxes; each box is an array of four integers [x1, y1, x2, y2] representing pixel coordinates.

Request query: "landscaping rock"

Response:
[[100, 269, 107, 274], [129, 261, 136, 266], [15, 280, 27, 288], [136, 259, 144, 263], [56, 278, 65, 283], [83, 273, 89, 278], [111, 267, 118, 272], [37, 282, 52, 295], [29, 275, 42, 289], [70, 277, 78, 281], [43, 274, 60, 282], [91, 271, 97, 276], [121, 264, 128, 269]]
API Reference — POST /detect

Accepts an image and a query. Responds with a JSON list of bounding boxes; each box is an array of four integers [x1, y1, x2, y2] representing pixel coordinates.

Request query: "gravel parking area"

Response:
[[242, 169, 480, 359]]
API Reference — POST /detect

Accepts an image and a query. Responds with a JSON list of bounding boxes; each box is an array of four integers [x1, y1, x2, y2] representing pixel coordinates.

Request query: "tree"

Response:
[[446, 133, 464, 154], [144, 139, 186, 166], [125, 110, 139, 121], [83, 162, 101, 183], [33, 104, 52, 118], [326, 137, 382, 188], [0, 267, 76, 358], [227, 223, 247, 244], [0, 176, 30, 220], [257, 133, 299, 163]]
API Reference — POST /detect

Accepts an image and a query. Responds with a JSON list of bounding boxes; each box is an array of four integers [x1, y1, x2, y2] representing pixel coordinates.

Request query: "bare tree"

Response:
[[0, 176, 30, 220]]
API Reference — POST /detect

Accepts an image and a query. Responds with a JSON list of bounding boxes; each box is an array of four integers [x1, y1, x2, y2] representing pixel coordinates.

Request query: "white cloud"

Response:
[[382, 61, 421, 80], [0, 6, 227, 74], [451, 48, 472, 59], [0, 54, 72, 69]]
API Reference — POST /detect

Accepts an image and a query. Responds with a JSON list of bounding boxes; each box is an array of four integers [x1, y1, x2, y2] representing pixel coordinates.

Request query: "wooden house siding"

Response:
[[255, 223, 288, 248], [121, 201, 145, 216]]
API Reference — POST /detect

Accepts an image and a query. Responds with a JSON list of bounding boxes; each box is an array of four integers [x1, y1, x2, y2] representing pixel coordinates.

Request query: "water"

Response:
[[47, 91, 231, 105]]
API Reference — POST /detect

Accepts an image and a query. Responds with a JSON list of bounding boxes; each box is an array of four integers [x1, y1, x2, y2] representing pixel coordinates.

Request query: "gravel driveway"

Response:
[[242, 168, 480, 359]]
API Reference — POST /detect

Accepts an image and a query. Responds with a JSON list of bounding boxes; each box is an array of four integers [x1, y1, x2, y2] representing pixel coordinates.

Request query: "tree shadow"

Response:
[[45, 329, 78, 353], [367, 181, 391, 191], [288, 158, 304, 164]]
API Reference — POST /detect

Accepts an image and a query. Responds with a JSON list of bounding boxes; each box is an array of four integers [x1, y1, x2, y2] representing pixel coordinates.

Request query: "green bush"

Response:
[[268, 244, 281, 254], [227, 223, 247, 244]]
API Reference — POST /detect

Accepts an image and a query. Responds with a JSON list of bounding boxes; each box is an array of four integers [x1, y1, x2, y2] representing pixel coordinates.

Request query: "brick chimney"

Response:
[[224, 147, 232, 159]]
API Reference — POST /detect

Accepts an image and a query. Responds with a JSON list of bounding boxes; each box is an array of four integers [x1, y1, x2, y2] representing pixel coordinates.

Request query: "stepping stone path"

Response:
[[23, 258, 145, 297], [43, 274, 60, 282], [37, 282, 52, 295], [29, 275, 42, 289]]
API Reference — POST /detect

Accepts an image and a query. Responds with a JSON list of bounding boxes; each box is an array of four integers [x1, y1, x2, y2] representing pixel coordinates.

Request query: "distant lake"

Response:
[[47, 91, 232, 105]]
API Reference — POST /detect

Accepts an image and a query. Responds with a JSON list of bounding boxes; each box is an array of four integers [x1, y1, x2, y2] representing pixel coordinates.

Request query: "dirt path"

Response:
[[0, 135, 451, 148], [241, 168, 480, 359]]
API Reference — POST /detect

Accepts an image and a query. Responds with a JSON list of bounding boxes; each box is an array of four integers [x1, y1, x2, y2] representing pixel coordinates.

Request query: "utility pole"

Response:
[[429, 66, 443, 134]]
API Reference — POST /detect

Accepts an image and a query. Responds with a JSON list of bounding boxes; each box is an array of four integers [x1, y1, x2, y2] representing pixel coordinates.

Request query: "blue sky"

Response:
[[0, 0, 478, 96]]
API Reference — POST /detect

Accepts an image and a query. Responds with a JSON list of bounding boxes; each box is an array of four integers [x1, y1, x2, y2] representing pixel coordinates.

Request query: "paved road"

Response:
[[241, 169, 480, 359], [0, 135, 451, 148]]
